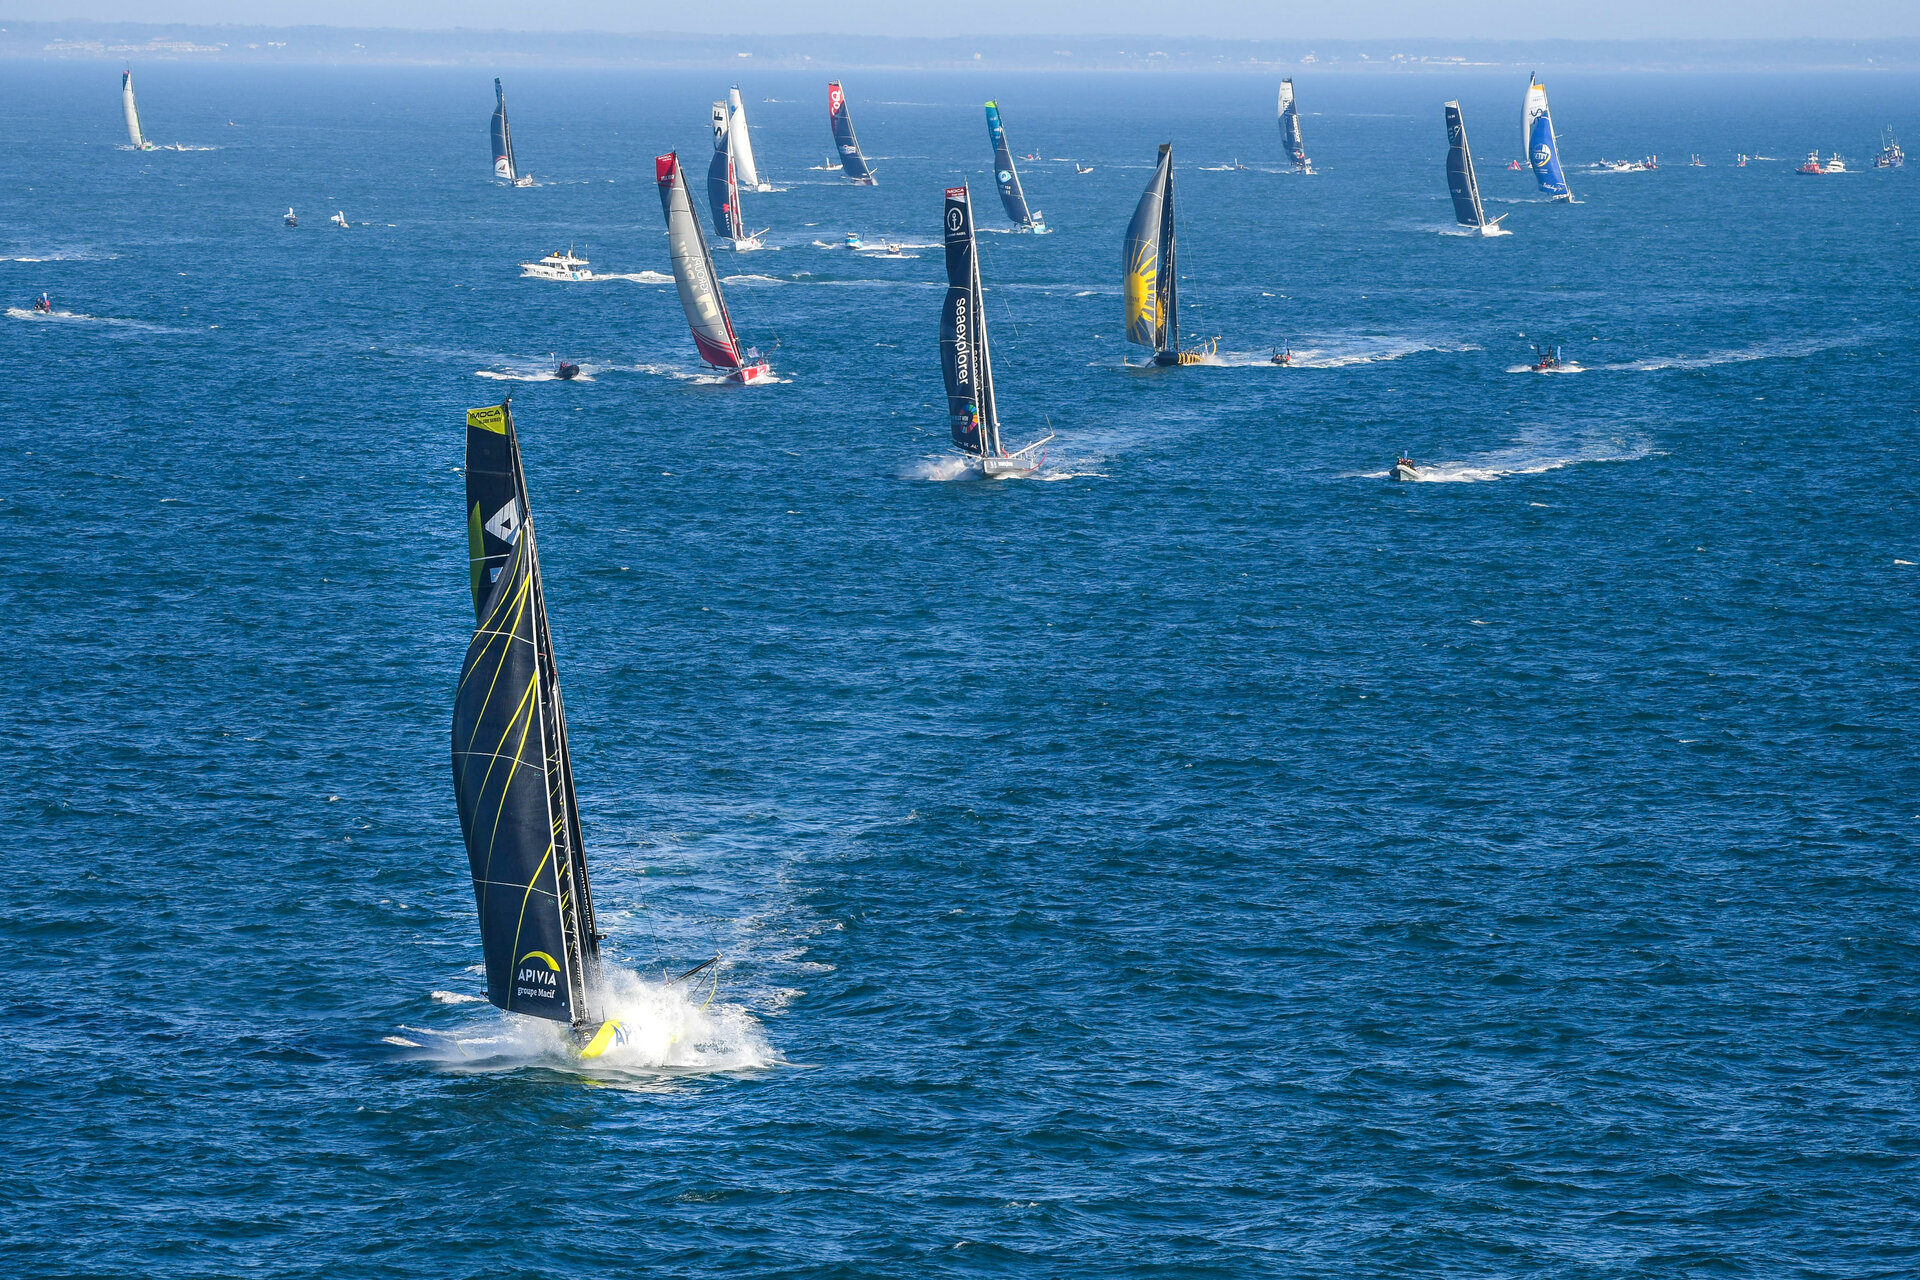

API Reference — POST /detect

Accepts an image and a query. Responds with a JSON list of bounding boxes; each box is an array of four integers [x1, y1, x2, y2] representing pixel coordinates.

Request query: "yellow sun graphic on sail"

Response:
[[1124, 243, 1160, 346]]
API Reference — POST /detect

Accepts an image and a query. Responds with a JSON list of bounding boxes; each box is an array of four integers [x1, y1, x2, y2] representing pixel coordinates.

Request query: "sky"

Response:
[[14, 1, 1920, 40]]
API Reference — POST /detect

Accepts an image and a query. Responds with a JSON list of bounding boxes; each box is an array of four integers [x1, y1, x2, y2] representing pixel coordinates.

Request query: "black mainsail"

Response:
[[828, 81, 876, 184], [939, 185, 1051, 476], [1444, 100, 1492, 230], [491, 78, 518, 182], [985, 101, 1041, 231], [1124, 144, 1208, 365], [453, 400, 604, 1036]]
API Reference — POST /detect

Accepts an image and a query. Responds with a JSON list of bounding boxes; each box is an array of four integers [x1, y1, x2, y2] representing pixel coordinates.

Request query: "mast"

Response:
[[1158, 145, 1179, 355], [454, 400, 598, 1029], [970, 201, 1001, 455], [121, 69, 145, 149], [492, 78, 517, 181], [1444, 101, 1487, 228], [656, 152, 745, 371]]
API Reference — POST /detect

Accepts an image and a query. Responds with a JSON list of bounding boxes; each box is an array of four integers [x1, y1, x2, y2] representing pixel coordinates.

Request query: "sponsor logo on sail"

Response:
[[484, 498, 521, 546], [947, 206, 964, 232], [998, 169, 1013, 184], [515, 950, 561, 1001], [1532, 145, 1552, 168]]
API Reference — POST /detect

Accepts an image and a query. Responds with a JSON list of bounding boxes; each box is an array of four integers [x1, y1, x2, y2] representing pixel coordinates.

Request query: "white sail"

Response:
[[121, 69, 145, 149], [727, 87, 763, 189]]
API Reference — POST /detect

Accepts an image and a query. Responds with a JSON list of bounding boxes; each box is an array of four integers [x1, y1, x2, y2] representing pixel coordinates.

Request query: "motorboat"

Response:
[[1075, 164, 1094, 174], [1390, 456, 1421, 482], [1737, 153, 1749, 167], [1796, 150, 1827, 175], [283, 207, 297, 226], [520, 248, 592, 281], [554, 357, 581, 381], [1824, 152, 1847, 173], [33, 293, 53, 313], [1529, 343, 1564, 371], [1270, 346, 1292, 365], [844, 232, 865, 249], [1641, 155, 1658, 169], [1689, 154, 1705, 167]]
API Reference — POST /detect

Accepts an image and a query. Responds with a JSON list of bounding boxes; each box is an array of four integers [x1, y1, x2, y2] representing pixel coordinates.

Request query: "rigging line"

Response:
[[669, 953, 721, 985]]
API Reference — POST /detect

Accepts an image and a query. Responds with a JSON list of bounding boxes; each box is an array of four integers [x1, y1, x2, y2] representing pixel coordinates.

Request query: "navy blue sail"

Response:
[[828, 81, 876, 184], [707, 126, 744, 242], [490, 78, 517, 182], [1444, 100, 1489, 228], [940, 186, 998, 455], [985, 101, 1042, 231]]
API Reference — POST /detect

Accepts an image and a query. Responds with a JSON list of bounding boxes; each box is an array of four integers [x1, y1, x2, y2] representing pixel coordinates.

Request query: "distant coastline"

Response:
[[2, 21, 1916, 72]]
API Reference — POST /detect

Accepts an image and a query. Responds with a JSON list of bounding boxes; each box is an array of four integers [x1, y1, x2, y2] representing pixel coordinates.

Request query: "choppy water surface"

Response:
[[3, 62, 1917, 1277]]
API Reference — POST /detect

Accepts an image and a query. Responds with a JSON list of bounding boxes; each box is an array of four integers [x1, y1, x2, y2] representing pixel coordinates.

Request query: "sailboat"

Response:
[[707, 121, 768, 250], [1444, 102, 1509, 236], [828, 81, 877, 184], [1522, 75, 1572, 201], [985, 101, 1048, 232], [1124, 144, 1217, 366], [491, 78, 533, 186], [1278, 79, 1314, 173], [655, 152, 772, 383], [940, 185, 1052, 478], [453, 398, 627, 1061], [121, 68, 154, 151], [710, 87, 770, 191]]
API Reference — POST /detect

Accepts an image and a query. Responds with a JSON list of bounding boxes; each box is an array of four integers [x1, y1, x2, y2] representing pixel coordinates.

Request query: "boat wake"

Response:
[[720, 273, 787, 286], [584, 271, 675, 285], [624, 361, 789, 385], [1210, 337, 1474, 369], [1357, 428, 1655, 483], [474, 363, 596, 382], [389, 965, 777, 1080], [7, 306, 169, 330], [1505, 361, 1587, 374], [1603, 336, 1840, 371]]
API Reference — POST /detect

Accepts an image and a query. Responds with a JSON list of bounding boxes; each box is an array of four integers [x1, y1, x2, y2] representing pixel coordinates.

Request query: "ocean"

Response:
[[3, 60, 1917, 1277]]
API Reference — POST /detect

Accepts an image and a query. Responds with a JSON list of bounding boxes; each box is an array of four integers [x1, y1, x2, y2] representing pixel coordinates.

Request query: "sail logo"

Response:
[[998, 170, 1013, 184], [485, 498, 522, 546], [1532, 145, 1552, 169], [951, 297, 973, 388], [829, 83, 845, 115], [515, 950, 561, 1001], [947, 207, 965, 232]]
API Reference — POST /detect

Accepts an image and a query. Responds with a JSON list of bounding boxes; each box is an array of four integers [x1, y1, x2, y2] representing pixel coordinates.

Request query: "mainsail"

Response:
[[1523, 75, 1572, 201], [828, 81, 876, 184], [453, 400, 600, 1030], [1123, 144, 1181, 359], [707, 126, 746, 243], [121, 68, 146, 150], [1444, 101, 1489, 228], [940, 185, 1002, 457], [1278, 79, 1309, 170], [985, 101, 1040, 230], [655, 151, 749, 372], [491, 78, 518, 182]]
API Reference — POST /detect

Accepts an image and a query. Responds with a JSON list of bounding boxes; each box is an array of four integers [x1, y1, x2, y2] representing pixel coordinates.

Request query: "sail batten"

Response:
[[985, 101, 1039, 230], [454, 402, 596, 1028], [656, 152, 747, 371], [1444, 101, 1489, 228], [828, 81, 876, 183], [491, 78, 517, 182], [1524, 76, 1572, 201]]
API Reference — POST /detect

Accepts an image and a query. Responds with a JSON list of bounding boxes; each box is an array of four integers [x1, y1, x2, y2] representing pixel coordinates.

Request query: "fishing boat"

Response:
[[520, 248, 592, 280], [1390, 456, 1421, 482], [1444, 102, 1509, 236], [121, 68, 154, 151], [707, 121, 768, 251], [940, 185, 1053, 478], [828, 81, 877, 184], [710, 87, 769, 191], [655, 152, 772, 384], [330, 211, 349, 229], [453, 398, 627, 1061], [1522, 75, 1573, 202], [491, 79, 533, 186], [1797, 150, 1829, 175], [1278, 79, 1314, 173], [1875, 129, 1905, 168], [1124, 144, 1218, 366], [283, 207, 297, 226], [985, 101, 1048, 232]]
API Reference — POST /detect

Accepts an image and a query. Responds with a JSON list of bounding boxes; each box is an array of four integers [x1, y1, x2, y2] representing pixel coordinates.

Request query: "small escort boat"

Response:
[[283, 207, 297, 226], [521, 248, 592, 281], [330, 211, 349, 228], [1390, 456, 1421, 482], [940, 184, 1053, 478], [844, 232, 865, 249], [1690, 154, 1705, 167], [1737, 153, 1750, 167], [1271, 346, 1292, 365], [1529, 343, 1564, 371], [1642, 155, 1659, 169], [554, 356, 581, 380], [34, 293, 53, 313]]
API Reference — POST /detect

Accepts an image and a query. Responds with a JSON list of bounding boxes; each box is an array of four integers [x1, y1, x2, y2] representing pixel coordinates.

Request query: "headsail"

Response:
[[1523, 76, 1571, 201], [728, 87, 763, 188], [491, 78, 518, 182], [1123, 144, 1177, 355], [1444, 101, 1488, 228], [453, 400, 600, 1029], [985, 101, 1039, 230], [655, 152, 746, 371], [940, 185, 1001, 456], [707, 126, 746, 243], [1278, 79, 1309, 170], [121, 68, 146, 150], [828, 81, 876, 184]]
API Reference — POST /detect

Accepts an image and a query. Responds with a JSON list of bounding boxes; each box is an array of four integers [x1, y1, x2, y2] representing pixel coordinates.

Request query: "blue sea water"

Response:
[[3, 59, 1918, 1276]]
